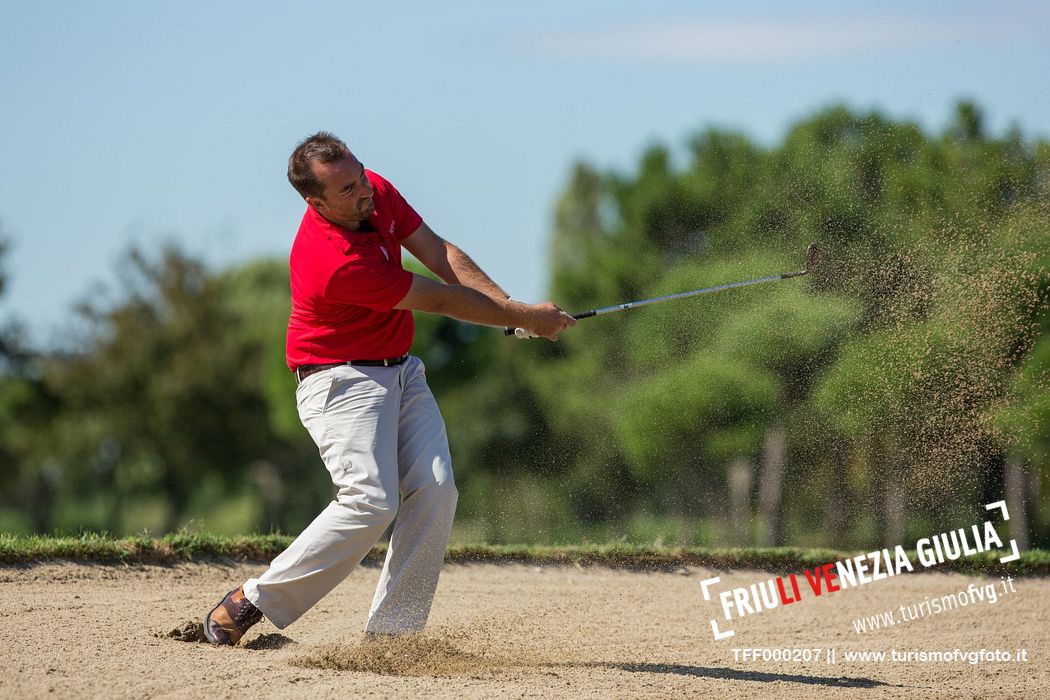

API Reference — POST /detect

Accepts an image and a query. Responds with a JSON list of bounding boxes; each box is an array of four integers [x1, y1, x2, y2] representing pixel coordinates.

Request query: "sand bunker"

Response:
[[3, 561, 1047, 698]]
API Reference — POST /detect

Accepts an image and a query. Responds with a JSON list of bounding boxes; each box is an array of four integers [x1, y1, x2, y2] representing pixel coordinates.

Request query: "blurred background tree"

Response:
[[0, 102, 1046, 549]]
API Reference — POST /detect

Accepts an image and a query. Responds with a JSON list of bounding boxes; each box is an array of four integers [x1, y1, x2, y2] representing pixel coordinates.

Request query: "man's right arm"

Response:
[[394, 274, 575, 341]]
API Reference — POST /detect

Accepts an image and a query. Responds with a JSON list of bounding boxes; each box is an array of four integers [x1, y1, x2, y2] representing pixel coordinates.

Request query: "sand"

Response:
[[1, 561, 1046, 698]]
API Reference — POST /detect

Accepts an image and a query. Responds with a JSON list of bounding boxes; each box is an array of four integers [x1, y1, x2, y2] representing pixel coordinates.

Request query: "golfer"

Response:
[[203, 132, 573, 644]]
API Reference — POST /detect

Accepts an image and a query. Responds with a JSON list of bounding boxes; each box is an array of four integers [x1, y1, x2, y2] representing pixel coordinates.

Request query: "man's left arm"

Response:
[[401, 223, 509, 299]]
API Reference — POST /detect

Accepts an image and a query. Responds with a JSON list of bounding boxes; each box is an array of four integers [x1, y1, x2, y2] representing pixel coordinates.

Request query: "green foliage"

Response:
[[711, 287, 859, 376], [995, 322, 1050, 459], [536, 100, 1049, 546], [0, 101, 1047, 549], [9, 246, 334, 535], [616, 354, 776, 477]]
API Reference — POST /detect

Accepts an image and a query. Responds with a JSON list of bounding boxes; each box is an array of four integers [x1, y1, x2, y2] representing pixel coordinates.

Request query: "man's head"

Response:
[[288, 132, 375, 229]]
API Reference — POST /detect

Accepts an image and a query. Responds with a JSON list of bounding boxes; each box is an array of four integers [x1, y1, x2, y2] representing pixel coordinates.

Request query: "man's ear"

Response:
[[306, 196, 325, 212]]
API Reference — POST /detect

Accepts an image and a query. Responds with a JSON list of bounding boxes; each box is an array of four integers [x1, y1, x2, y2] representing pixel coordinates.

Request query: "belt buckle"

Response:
[[383, 358, 391, 367]]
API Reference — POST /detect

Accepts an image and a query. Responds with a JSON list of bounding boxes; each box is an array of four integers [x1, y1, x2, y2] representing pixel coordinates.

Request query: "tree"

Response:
[[42, 245, 288, 532], [536, 101, 1049, 548], [0, 223, 64, 533]]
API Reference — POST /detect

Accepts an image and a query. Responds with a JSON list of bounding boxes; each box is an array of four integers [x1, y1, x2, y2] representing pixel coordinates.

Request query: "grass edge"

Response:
[[1, 533, 1047, 576]]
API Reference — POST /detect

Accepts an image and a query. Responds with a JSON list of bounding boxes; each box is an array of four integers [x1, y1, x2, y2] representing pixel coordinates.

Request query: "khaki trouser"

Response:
[[243, 355, 457, 633]]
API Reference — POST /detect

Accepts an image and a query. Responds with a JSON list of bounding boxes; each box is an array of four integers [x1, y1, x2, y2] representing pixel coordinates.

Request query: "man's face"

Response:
[[307, 150, 375, 228]]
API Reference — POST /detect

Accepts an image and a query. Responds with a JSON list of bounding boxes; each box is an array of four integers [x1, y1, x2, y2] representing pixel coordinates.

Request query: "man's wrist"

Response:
[[500, 298, 530, 328]]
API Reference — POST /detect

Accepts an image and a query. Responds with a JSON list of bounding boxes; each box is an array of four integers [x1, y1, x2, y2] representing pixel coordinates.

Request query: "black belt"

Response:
[[294, 355, 408, 385]]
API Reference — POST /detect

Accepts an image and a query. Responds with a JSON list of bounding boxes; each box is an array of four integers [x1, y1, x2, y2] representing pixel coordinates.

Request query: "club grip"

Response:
[[505, 309, 594, 337]]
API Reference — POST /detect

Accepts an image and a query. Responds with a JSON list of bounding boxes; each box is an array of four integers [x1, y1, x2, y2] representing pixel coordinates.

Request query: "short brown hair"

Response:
[[287, 131, 349, 199]]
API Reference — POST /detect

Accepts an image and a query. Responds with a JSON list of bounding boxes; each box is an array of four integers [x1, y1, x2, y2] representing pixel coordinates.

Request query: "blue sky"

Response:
[[1, 1, 1048, 344]]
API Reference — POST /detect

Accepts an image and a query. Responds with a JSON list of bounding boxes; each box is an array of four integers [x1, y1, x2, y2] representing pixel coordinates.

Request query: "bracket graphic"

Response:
[[700, 576, 735, 640], [985, 500, 1020, 564]]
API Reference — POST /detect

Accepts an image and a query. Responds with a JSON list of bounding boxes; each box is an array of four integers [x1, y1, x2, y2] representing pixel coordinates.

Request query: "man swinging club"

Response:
[[203, 132, 575, 644]]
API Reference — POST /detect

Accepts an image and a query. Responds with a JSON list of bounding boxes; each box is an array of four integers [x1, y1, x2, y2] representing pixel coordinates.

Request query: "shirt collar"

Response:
[[306, 205, 380, 254]]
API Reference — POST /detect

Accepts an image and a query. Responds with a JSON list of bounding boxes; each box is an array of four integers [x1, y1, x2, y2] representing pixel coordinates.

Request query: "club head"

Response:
[[804, 243, 820, 273]]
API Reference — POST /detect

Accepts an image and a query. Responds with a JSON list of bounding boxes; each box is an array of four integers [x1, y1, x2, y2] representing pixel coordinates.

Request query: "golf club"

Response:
[[506, 243, 820, 339]]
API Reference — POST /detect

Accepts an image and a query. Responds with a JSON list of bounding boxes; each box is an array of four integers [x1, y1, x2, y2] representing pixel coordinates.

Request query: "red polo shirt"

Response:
[[286, 170, 422, 369]]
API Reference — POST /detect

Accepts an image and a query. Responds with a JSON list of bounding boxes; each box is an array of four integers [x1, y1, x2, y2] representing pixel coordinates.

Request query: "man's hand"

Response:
[[519, 302, 576, 340]]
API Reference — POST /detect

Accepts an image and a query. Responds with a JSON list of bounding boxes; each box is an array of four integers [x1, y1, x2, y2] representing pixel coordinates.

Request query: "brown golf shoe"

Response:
[[203, 586, 263, 645]]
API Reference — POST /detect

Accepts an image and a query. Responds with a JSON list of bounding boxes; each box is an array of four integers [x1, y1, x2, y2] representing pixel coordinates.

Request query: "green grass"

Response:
[[2, 533, 1048, 576]]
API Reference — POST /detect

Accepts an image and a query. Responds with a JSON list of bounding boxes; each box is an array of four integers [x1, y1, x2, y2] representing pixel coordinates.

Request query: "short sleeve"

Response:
[[392, 190, 423, 240], [368, 170, 423, 240], [325, 255, 413, 312]]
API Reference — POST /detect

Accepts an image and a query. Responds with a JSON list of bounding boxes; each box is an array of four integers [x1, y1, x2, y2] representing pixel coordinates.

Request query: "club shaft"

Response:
[[573, 272, 797, 319], [504, 243, 816, 337]]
